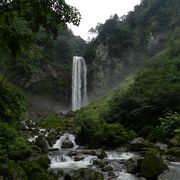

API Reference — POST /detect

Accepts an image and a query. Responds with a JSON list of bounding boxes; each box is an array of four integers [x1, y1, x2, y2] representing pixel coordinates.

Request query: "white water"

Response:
[[72, 56, 88, 111], [50, 154, 95, 170], [105, 151, 139, 180], [49, 134, 139, 179], [53, 133, 78, 150], [49, 133, 95, 170]]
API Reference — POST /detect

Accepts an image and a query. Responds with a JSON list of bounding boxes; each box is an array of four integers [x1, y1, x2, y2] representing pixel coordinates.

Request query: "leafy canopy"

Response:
[[0, 0, 81, 56]]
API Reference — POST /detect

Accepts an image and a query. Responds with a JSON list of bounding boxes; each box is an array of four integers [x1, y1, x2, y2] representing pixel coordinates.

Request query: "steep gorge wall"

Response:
[[87, 33, 168, 100]]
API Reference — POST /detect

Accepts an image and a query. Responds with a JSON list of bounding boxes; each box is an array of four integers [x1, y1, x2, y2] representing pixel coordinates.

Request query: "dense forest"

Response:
[[0, 0, 180, 179]]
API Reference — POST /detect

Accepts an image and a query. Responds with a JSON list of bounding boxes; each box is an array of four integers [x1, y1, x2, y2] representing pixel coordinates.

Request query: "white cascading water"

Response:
[[49, 134, 95, 170], [72, 56, 88, 111]]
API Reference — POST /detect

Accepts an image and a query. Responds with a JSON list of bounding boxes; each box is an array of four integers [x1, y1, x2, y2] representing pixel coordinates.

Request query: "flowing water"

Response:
[[72, 56, 88, 111], [48, 133, 140, 179]]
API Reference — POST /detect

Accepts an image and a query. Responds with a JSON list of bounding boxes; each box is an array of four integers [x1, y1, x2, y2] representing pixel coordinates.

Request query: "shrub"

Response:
[[0, 84, 24, 122], [158, 112, 180, 141], [0, 122, 32, 160]]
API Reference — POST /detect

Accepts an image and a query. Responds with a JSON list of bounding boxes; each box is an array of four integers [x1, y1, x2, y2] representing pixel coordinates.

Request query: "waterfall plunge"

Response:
[[72, 56, 88, 111]]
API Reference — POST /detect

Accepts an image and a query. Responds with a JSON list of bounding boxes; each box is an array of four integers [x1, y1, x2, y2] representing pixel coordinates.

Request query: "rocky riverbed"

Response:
[[21, 120, 180, 180]]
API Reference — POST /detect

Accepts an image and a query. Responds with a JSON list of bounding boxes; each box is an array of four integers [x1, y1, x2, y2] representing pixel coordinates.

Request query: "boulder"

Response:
[[68, 151, 78, 156], [61, 139, 74, 149], [48, 148, 59, 152], [93, 159, 108, 168], [71, 168, 104, 180], [46, 132, 58, 147], [96, 149, 107, 159], [130, 137, 146, 151], [81, 150, 96, 156], [74, 154, 85, 161], [167, 147, 180, 161], [108, 171, 116, 177], [126, 157, 142, 174], [140, 148, 168, 179], [155, 143, 168, 152], [101, 165, 113, 172], [68, 150, 96, 156]]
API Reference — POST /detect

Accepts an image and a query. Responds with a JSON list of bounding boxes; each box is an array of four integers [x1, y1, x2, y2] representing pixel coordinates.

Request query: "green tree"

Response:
[[0, 0, 81, 56]]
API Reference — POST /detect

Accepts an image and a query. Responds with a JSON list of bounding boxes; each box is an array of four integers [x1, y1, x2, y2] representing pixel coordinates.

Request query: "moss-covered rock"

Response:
[[126, 157, 142, 174], [71, 168, 104, 180], [140, 148, 168, 179], [167, 147, 180, 160], [46, 132, 57, 147]]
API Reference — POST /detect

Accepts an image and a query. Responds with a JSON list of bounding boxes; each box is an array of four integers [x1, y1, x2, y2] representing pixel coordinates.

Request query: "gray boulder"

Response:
[[71, 168, 104, 180], [95, 149, 107, 159], [101, 165, 113, 172], [61, 139, 74, 149], [126, 157, 142, 174], [74, 154, 85, 161], [130, 137, 146, 151], [93, 159, 108, 168]]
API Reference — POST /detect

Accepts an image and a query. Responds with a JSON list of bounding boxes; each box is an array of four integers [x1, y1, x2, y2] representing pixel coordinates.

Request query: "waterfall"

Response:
[[72, 56, 88, 111]]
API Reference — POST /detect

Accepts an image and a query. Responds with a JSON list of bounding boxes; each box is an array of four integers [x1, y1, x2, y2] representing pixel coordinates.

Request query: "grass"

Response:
[[76, 75, 134, 122]]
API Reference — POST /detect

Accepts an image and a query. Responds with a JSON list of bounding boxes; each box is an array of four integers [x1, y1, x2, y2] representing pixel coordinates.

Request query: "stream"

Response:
[[48, 134, 140, 179], [26, 129, 180, 180]]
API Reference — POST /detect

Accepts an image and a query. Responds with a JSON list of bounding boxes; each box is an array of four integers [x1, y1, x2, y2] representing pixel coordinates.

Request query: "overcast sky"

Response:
[[66, 0, 141, 40]]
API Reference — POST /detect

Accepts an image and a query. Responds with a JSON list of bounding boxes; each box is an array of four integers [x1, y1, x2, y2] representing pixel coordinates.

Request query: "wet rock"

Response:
[[71, 168, 104, 180], [101, 165, 113, 172], [81, 150, 96, 156], [48, 148, 59, 152], [155, 143, 168, 152], [167, 147, 180, 161], [130, 137, 146, 151], [74, 154, 85, 161], [96, 149, 107, 159], [64, 174, 72, 180], [68, 151, 78, 156], [108, 171, 116, 177], [93, 159, 108, 168], [68, 150, 96, 156], [140, 148, 168, 179], [126, 157, 142, 174], [61, 139, 74, 149], [46, 132, 57, 147]]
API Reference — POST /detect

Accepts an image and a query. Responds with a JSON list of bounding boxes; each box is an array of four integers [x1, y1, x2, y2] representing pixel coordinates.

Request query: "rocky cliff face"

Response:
[[11, 63, 72, 114], [87, 44, 139, 99], [87, 32, 167, 100]]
